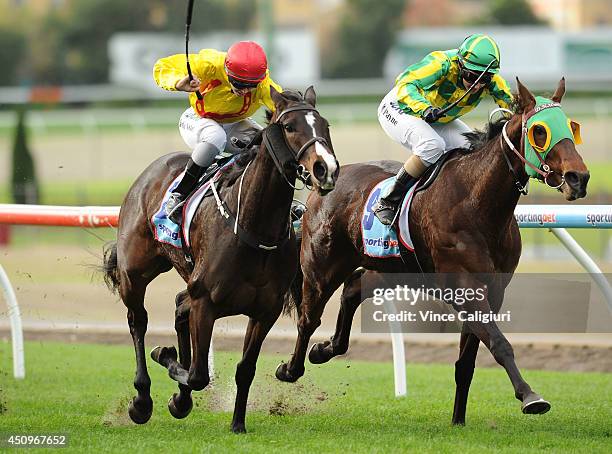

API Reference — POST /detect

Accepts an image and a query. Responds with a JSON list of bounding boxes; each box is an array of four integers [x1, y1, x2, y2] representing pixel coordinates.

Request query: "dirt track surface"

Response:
[[2, 327, 611, 374]]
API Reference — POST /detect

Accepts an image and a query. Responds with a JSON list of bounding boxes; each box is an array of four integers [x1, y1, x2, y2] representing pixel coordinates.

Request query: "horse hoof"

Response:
[[231, 422, 247, 434], [308, 341, 333, 364], [522, 394, 551, 415], [168, 393, 193, 419], [150, 345, 177, 366], [128, 396, 153, 424], [275, 362, 302, 383]]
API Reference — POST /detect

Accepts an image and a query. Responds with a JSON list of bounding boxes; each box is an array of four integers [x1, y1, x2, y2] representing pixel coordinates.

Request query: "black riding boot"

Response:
[[373, 167, 414, 226], [166, 158, 207, 224]]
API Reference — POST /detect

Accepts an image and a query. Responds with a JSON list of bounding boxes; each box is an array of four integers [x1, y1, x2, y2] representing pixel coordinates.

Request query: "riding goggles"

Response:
[[461, 66, 492, 85], [228, 76, 259, 90]]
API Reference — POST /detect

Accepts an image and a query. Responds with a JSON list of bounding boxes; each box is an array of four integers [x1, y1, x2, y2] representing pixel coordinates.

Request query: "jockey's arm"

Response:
[[488, 74, 514, 110], [261, 77, 283, 112], [153, 52, 213, 92], [395, 51, 450, 115]]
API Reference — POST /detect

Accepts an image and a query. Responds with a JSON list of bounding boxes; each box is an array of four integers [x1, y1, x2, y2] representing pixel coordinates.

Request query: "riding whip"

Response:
[[185, 0, 203, 101]]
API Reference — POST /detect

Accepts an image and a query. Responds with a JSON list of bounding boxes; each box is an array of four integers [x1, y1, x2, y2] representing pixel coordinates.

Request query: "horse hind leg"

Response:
[[121, 272, 154, 424], [308, 268, 366, 364]]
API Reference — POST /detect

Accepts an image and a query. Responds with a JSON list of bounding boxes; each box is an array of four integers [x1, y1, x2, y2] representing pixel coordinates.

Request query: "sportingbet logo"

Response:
[[514, 213, 556, 225], [365, 237, 399, 250], [159, 223, 179, 241]]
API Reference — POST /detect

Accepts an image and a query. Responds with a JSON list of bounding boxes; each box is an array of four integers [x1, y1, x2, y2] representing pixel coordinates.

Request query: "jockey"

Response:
[[374, 34, 514, 225], [153, 40, 282, 223]]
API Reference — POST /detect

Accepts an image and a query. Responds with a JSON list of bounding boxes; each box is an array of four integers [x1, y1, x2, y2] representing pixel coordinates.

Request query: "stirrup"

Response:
[[166, 194, 186, 223], [373, 200, 399, 226]]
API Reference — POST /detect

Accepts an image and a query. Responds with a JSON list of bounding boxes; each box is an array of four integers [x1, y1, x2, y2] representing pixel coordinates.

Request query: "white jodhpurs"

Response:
[[378, 90, 472, 166], [178, 107, 261, 155]]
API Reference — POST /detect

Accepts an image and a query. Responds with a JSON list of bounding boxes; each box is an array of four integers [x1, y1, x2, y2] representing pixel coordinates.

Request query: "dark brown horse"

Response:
[[275, 79, 590, 424], [103, 87, 338, 433]]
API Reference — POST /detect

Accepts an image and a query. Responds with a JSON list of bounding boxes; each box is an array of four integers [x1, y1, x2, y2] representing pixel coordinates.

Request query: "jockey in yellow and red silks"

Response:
[[153, 41, 282, 223], [374, 34, 514, 225]]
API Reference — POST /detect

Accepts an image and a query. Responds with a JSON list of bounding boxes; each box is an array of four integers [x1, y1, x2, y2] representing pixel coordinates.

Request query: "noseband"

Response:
[[497, 105, 565, 195]]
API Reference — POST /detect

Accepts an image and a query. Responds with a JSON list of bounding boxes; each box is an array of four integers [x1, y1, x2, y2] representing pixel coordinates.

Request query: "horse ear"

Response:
[[270, 86, 287, 112], [516, 77, 535, 112], [551, 77, 566, 103], [304, 85, 316, 107]]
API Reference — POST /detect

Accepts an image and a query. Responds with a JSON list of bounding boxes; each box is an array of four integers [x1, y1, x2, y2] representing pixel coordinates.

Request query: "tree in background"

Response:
[[34, 0, 256, 85], [0, 28, 26, 86], [487, 0, 546, 25], [11, 108, 39, 205], [324, 0, 406, 79]]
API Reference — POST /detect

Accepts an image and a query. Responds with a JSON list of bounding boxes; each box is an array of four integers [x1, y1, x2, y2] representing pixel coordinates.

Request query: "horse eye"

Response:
[[283, 123, 294, 132], [534, 125, 546, 135]]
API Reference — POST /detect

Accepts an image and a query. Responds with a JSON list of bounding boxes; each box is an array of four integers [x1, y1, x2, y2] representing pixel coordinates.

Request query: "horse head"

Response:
[[268, 86, 339, 194], [514, 78, 590, 200]]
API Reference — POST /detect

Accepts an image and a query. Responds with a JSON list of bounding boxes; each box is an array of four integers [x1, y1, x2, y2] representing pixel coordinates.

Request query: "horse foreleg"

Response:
[[151, 290, 194, 419], [231, 314, 279, 434], [308, 268, 366, 364], [188, 294, 216, 391], [451, 329, 480, 425]]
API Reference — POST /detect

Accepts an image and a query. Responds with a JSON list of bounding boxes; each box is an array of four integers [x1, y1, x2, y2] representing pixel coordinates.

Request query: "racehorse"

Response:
[[102, 87, 338, 433], [275, 79, 590, 424]]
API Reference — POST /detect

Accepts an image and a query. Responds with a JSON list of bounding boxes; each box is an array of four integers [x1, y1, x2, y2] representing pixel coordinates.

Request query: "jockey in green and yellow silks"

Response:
[[375, 34, 515, 225]]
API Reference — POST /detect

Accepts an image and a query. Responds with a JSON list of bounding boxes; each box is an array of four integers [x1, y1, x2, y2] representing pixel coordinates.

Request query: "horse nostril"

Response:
[[313, 161, 327, 182], [564, 171, 580, 188]]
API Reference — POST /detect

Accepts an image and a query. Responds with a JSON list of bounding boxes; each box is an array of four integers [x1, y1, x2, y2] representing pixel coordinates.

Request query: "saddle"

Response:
[[190, 126, 263, 196]]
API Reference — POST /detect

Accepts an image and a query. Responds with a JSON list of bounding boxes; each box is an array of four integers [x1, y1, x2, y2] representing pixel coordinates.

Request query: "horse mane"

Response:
[[463, 98, 520, 153], [217, 89, 306, 187]]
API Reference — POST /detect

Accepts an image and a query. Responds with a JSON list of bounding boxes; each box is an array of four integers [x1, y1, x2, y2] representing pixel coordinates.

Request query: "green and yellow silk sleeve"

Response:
[[395, 51, 450, 115], [488, 74, 514, 109]]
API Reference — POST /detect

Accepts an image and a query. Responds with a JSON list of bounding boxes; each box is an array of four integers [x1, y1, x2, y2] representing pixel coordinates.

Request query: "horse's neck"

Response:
[[468, 118, 527, 226], [228, 143, 294, 240]]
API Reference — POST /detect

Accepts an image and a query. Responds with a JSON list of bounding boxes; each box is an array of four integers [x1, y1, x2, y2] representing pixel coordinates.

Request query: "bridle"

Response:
[[209, 100, 333, 252], [496, 105, 566, 195], [262, 103, 331, 189]]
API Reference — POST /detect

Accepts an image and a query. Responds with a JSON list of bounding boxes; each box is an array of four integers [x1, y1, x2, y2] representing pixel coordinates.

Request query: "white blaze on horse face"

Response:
[[305, 112, 337, 188]]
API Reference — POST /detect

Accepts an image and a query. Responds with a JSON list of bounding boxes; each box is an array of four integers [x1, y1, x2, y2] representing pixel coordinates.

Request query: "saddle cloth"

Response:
[[151, 157, 237, 249], [361, 178, 418, 258], [361, 152, 457, 258]]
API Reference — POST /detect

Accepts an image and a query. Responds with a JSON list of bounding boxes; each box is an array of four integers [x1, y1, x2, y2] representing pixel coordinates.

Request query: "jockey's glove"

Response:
[[422, 106, 442, 123]]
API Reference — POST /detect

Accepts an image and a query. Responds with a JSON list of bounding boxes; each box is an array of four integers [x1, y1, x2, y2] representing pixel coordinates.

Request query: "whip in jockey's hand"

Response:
[[153, 41, 282, 225], [374, 34, 514, 225], [174, 75, 202, 92]]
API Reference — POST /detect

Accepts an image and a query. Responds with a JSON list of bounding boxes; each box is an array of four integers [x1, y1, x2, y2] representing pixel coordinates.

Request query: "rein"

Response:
[[209, 102, 328, 251], [497, 105, 565, 195]]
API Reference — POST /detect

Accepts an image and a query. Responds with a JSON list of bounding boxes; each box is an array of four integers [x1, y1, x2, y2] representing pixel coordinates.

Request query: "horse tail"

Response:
[[102, 241, 120, 295], [282, 229, 303, 317]]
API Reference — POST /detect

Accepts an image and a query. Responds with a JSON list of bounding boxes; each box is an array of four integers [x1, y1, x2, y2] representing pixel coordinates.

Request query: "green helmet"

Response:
[[458, 34, 501, 73]]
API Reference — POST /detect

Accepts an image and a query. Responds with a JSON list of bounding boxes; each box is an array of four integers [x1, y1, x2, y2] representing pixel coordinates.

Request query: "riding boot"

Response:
[[166, 158, 207, 224], [373, 167, 415, 226]]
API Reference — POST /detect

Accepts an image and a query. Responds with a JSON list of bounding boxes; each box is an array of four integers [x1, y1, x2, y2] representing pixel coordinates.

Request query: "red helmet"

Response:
[[224, 41, 268, 84]]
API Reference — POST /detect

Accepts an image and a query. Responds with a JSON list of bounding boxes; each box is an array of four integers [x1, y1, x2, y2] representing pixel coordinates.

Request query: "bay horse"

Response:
[[275, 79, 590, 424], [102, 87, 338, 433]]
